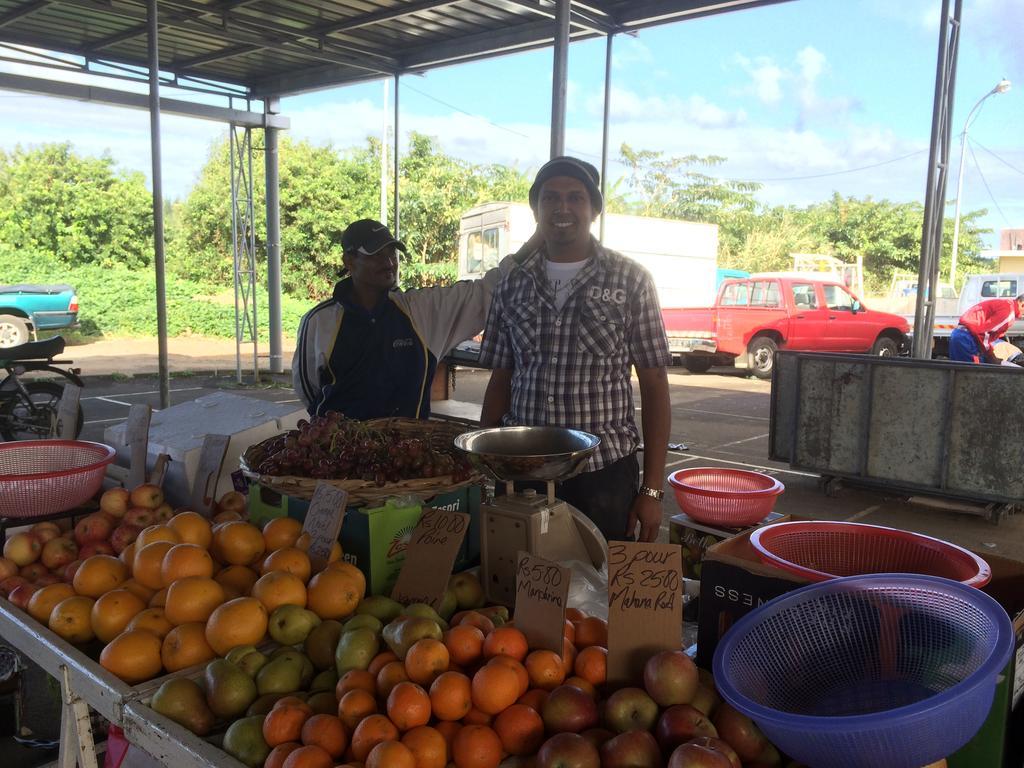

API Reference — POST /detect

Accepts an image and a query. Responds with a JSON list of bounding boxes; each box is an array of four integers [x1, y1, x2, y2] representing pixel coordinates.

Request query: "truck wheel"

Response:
[[683, 356, 714, 374], [747, 336, 777, 379], [0, 315, 29, 348], [871, 337, 899, 357]]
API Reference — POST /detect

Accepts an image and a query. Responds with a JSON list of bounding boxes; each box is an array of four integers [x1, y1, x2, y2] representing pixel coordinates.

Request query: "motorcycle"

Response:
[[0, 336, 84, 441]]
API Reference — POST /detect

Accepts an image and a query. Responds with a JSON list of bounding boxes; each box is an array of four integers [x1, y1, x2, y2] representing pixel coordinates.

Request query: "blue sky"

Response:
[[0, 0, 1021, 251]]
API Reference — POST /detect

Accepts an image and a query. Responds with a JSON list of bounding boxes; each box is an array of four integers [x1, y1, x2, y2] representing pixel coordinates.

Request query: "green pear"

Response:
[[382, 616, 443, 659], [310, 668, 338, 693], [255, 652, 304, 695], [335, 626, 380, 675], [438, 588, 458, 621], [267, 648, 315, 688], [356, 594, 404, 623], [268, 604, 322, 646], [304, 619, 344, 671], [224, 645, 269, 678], [343, 614, 383, 635], [449, 571, 485, 609], [222, 715, 270, 768], [478, 605, 510, 624], [306, 690, 339, 715], [245, 692, 287, 716], [203, 659, 258, 720], [401, 603, 449, 631], [150, 678, 215, 736]]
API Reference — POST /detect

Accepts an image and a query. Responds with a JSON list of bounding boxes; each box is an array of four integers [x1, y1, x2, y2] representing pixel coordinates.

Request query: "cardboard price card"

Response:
[[302, 483, 349, 571], [391, 508, 470, 609], [514, 552, 570, 653], [606, 541, 683, 685]]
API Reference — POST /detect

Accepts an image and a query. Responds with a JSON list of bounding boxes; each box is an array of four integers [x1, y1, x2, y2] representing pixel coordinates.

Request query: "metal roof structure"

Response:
[[0, 1, 791, 99]]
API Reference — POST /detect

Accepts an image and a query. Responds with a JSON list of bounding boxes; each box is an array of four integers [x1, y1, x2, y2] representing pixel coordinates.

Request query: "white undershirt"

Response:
[[545, 258, 589, 311]]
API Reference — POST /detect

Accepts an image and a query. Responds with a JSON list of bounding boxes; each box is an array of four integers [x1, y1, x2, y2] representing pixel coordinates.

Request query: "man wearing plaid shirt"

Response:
[[479, 156, 671, 542]]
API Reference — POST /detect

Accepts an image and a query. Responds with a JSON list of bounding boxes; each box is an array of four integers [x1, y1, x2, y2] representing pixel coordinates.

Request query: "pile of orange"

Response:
[[21, 504, 357, 687], [267, 607, 609, 768]]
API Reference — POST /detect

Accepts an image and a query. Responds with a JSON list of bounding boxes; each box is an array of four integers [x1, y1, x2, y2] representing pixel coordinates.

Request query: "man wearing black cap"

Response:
[[478, 157, 672, 542], [292, 218, 513, 420]]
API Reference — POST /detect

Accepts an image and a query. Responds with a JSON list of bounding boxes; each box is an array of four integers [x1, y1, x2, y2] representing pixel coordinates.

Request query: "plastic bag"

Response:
[[564, 559, 609, 620]]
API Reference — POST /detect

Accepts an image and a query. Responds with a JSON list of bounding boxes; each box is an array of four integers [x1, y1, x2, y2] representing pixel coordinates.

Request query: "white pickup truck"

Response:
[[908, 273, 1024, 356]]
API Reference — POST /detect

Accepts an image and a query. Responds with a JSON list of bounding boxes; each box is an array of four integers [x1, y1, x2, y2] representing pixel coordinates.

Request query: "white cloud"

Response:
[[736, 54, 787, 106]]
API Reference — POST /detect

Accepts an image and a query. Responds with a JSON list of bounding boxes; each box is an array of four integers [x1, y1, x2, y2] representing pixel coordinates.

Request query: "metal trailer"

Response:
[[769, 350, 1024, 523], [0, 599, 246, 768]]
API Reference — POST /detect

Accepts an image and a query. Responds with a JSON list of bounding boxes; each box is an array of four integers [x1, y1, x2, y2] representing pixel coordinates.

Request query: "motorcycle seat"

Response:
[[1, 335, 65, 361]]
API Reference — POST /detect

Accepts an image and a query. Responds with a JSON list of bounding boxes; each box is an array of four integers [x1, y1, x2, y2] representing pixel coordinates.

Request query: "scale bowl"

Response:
[[453, 426, 600, 482]]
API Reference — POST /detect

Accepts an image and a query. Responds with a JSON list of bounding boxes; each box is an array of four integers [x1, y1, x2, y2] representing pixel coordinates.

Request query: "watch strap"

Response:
[[638, 485, 664, 501]]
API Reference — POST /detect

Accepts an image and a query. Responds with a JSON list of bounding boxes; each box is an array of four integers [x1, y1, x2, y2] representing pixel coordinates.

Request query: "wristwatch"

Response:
[[637, 485, 664, 501]]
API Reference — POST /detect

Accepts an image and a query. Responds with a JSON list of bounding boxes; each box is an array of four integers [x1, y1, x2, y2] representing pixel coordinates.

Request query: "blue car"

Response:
[[0, 284, 79, 347]]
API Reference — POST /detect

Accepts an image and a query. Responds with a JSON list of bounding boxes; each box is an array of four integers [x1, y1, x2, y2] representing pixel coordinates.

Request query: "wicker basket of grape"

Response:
[[239, 414, 483, 504]]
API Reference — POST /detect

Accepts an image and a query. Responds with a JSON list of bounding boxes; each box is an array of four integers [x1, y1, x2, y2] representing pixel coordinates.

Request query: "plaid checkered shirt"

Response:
[[479, 240, 671, 471]]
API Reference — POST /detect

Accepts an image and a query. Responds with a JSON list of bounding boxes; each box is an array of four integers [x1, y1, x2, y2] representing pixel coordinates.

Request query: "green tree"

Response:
[[0, 143, 153, 269]]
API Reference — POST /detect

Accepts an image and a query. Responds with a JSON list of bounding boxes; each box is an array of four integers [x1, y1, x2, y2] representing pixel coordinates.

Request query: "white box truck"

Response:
[[458, 202, 719, 311]]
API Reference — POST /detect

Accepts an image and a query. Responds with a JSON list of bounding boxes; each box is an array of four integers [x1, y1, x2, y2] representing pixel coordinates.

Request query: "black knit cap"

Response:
[[528, 156, 603, 214]]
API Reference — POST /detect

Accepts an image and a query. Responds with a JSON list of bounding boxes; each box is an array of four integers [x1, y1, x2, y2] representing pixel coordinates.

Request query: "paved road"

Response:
[[74, 365, 1024, 563]]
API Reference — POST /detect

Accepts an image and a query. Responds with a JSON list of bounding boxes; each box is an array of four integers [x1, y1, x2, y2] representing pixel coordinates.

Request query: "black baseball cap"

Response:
[[528, 156, 603, 214], [341, 219, 407, 256]]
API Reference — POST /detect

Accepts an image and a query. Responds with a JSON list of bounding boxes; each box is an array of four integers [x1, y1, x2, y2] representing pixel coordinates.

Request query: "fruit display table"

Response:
[[0, 598, 245, 768]]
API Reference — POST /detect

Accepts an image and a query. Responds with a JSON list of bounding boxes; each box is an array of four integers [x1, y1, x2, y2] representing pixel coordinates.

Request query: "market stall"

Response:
[[0, 413, 1021, 768]]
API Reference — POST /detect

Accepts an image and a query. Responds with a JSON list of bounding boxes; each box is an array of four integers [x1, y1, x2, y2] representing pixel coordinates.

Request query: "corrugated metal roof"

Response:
[[0, 0, 791, 97]]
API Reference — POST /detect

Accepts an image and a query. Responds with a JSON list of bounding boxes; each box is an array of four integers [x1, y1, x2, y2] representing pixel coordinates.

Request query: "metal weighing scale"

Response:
[[454, 426, 608, 605]]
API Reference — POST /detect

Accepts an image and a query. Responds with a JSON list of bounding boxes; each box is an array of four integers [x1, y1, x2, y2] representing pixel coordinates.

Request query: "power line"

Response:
[[970, 138, 1024, 178], [401, 83, 931, 186], [967, 141, 1010, 226]]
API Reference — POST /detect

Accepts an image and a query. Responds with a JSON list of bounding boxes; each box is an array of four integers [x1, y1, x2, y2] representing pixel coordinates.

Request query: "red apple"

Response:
[[4, 532, 42, 566], [0, 557, 18, 580], [20, 562, 49, 582], [216, 490, 247, 514], [537, 733, 601, 768], [603, 687, 659, 733], [34, 573, 61, 586], [688, 737, 741, 768], [656, 705, 718, 753], [668, 741, 735, 768], [152, 503, 174, 523], [109, 524, 142, 555], [748, 741, 781, 767], [63, 560, 84, 583], [542, 684, 600, 734], [644, 650, 699, 707], [212, 510, 243, 523], [7, 583, 39, 610], [599, 729, 662, 768], [124, 507, 157, 528], [74, 513, 114, 546], [0, 575, 29, 596], [99, 487, 132, 518], [713, 703, 767, 762], [30, 522, 62, 544], [41, 537, 79, 570], [78, 541, 115, 558], [130, 483, 164, 510]]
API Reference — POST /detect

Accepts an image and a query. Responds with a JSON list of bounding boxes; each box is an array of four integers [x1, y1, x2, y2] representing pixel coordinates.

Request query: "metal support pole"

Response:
[[265, 98, 283, 374], [599, 32, 614, 242], [147, 0, 169, 408], [391, 75, 399, 237], [549, 0, 570, 158], [912, 0, 961, 359], [380, 79, 389, 224]]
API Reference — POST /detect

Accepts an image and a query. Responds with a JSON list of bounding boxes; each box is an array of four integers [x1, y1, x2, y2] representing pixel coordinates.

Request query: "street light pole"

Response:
[[949, 78, 1011, 286]]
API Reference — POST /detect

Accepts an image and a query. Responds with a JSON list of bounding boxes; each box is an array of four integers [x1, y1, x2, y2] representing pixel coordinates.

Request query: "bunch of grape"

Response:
[[252, 411, 473, 485]]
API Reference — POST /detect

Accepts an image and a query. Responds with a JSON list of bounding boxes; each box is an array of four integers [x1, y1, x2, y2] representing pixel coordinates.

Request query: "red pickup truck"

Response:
[[663, 275, 910, 378]]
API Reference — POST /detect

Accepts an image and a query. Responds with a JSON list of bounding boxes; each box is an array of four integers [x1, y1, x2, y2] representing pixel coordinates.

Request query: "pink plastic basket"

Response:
[[0, 440, 115, 519], [667, 467, 784, 527], [750, 520, 992, 588]]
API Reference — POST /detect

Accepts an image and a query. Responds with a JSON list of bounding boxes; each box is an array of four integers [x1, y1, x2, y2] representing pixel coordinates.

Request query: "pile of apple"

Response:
[[0, 483, 166, 603]]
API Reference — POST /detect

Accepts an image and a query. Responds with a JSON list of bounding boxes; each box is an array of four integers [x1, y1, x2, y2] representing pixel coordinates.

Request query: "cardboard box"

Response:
[[104, 392, 305, 505], [246, 483, 481, 595], [669, 511, 784, 581], [695, 523, 1024, 768]]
